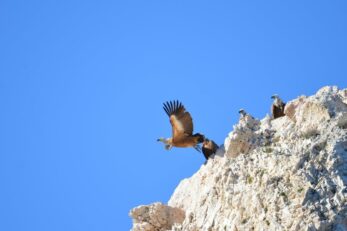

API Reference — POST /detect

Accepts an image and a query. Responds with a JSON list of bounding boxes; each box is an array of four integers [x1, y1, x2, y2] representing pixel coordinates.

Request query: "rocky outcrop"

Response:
[[130, 86, 347, 231], [130, 203, 185, 231]]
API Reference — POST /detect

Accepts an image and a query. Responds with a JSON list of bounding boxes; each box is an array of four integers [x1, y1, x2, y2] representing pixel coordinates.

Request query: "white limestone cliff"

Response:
[[130, 86, 347, 231]]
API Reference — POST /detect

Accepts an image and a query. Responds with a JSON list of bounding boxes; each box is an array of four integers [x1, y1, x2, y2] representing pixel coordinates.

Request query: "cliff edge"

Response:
[[130, 86, 347, 231]]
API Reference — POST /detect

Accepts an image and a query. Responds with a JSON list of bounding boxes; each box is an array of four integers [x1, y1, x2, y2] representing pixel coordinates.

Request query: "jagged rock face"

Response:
[[130, 86, 347, 231]]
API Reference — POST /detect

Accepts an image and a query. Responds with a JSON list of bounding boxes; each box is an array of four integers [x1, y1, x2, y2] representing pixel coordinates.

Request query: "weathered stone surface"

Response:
[[130, 86, 347, 231], [224, 114, 261, 158], [130, 202, 185, 231]]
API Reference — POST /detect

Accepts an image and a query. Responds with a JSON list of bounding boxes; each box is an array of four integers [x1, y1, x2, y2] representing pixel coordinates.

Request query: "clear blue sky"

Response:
[[1, 1, 347, 230]]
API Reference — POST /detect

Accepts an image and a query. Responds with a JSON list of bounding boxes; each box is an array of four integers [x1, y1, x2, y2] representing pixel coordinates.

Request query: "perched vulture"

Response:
[[238, 109, 247, 118], [202, 139, 219, 160], [238, 108, 254, 120], [158, 100, 204, 152], [271, 94, 286, 119]]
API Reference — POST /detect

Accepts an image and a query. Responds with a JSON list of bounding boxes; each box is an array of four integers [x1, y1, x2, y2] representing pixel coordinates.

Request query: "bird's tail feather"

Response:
[[193, 133, 205, 143]]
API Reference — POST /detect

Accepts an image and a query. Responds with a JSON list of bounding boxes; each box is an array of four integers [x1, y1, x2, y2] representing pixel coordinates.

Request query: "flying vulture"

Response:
[[271, 94, 286, 119], [158, 100, 205, 152], [202, 138, 219, 160]]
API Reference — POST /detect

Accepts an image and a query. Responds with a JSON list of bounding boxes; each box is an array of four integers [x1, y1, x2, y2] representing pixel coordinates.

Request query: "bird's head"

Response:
[[157, 137, 172, 150], [271, 94, 284, 105], [157, 137, 168, 144]]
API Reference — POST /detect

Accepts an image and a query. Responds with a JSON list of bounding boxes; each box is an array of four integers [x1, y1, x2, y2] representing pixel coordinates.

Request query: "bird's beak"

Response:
[[271, 95, 275, 99], [157, 139, 160, 142]]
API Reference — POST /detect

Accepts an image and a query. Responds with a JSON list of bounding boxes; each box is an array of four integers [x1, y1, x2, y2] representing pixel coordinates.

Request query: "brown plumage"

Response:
[[271, 95, 286, 119], [272, 103, 286, 119], [202, 139, 219, 159], [158, 100, 204, 152]]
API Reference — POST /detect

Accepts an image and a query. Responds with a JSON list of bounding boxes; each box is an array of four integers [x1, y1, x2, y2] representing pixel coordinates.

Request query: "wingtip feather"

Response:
[[162, 100, 185, 116]]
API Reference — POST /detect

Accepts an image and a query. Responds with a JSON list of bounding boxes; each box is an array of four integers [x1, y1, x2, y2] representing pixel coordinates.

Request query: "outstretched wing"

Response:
[[163, 100, 194, 139]]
